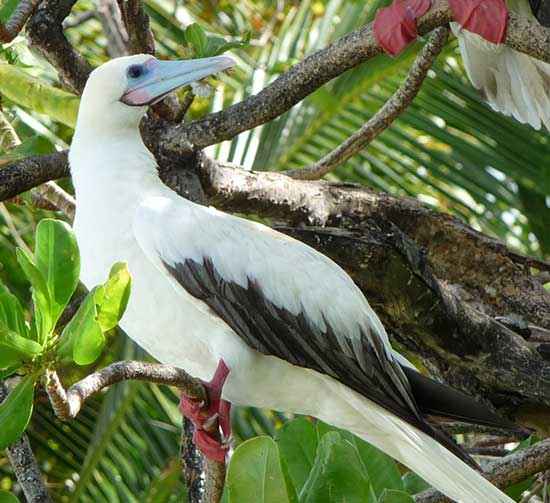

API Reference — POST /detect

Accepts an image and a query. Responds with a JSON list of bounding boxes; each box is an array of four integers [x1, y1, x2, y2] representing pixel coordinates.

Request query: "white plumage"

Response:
[[70, 55, 515, 503], [452, 0, 550, 130]]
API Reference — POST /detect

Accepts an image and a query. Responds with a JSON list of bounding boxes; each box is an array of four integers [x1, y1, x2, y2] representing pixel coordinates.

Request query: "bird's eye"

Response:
[[127, 64, 144, 79]]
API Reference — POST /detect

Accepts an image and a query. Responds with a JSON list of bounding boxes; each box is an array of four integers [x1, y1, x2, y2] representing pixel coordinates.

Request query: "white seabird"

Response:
[[70, 54, 518, 502]]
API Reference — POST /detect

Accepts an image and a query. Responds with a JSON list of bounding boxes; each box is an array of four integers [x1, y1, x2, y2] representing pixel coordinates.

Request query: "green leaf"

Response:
[[185, 24, 208, 57], [378, 489, 415, 502], [0, 491, 20, 503], [0, 64, 79, 127], [226, 436, 295, 503], [0, 328, 42, 367], [58, 288, 104, 366], [0, 0, 19, 22], [96, 262, 131, 332], [15, 249, 52, 342], [204, 35, 249, 57], [301, 431, 376, 503], [0, 283, 28, 337], [401, 472, 430, 495], [316, 421, 403, 496], [34, 219, 80, 325], [275, 417, 318, 494], [0, 375, 35, 450]]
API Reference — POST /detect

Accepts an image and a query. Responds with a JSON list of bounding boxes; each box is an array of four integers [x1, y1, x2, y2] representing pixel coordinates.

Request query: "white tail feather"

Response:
[[327, 382, 514, 503], [451, 23, 550, 131]]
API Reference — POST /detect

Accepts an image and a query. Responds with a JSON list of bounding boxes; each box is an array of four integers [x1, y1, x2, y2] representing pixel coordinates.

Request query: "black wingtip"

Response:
[[401, 366, 520, 433]]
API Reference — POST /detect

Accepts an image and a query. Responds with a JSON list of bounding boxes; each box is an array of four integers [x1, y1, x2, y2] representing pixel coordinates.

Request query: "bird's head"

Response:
[[76, 54, 235, 133]]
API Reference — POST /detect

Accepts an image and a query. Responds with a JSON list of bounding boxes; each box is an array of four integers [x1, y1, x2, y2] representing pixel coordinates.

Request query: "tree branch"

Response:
[[26, 0, 92, 93], [159, 0, 550, 156], [0, 0, 42, 42], [116, 0, 154, 55], [44, 362, 205, 420], [286, 27, 449, 180], [415, 439, 550, 502], [0, 382, 53, 503]]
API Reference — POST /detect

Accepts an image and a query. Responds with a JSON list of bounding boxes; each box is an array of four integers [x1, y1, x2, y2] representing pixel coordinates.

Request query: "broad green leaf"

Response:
[[226, 436, 295, 503], [401, 472, 430, 495], [96, 262, 131, 331], [185, 24, 208, 57], [58, 288, 104, 366], [16, 249, 52, 342], [0, 491, 20, 503], [0, 283, 28, 337], [316, 421, 403, 495], [378, 489, 415, 502], [35, 219, 80, 324], [301, 431, 376, 503], [0, 64, 79, 127], [0, 375, 35, 450], [276, 417, 318, 494], [0, 328, 42, 367]]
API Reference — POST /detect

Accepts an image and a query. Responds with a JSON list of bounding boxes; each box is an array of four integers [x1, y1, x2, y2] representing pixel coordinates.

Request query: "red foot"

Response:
[[449, 0, 508, 44], [180, 359, 232, 463], [374, 0, 431, 56]]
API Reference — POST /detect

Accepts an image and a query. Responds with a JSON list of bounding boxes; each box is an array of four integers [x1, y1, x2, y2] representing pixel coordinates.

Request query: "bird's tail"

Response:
[[451, 22, 550, 131], [330, 382, 515, 503]]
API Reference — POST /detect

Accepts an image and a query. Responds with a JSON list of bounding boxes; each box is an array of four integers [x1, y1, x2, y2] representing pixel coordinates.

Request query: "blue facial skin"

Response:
[[121, 56, 235, 107]]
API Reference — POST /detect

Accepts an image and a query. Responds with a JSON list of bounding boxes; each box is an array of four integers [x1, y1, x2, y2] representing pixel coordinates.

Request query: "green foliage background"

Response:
[[0, 0, 548, 501]]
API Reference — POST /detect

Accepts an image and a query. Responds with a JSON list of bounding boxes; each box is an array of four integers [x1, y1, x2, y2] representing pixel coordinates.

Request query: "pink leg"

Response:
[[180, 359, 232, 463], [373, 0, 431, 56], [449, 0, 508, 44]]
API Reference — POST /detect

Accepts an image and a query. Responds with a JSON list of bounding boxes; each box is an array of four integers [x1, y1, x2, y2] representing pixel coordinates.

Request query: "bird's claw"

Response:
[[179, 359, 232, 462], [449, 0, 508, 45]]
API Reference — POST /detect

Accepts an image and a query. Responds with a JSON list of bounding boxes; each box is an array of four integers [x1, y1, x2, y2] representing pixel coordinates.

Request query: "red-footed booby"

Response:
[[70, 54, 519, 502], [374, 0, 550, 130]]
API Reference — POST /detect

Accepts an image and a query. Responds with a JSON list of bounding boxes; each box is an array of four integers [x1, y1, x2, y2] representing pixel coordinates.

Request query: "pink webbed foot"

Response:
[[374, 0, 431, 56], [449, 0, 508, 44], [179, 359, 232, 463]]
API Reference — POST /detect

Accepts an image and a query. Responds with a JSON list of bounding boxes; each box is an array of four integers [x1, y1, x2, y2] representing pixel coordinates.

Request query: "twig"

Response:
[[44, 362, 205, 420], [0, 382, 53, 503], [520, 478, 544, 503], [416, 439, 550, 502], [440, 422, 531, 438], [62, 10, 95, 29], [466, 446, 509, 457], [176, 92, 196, 123], [0, 203, 32, 254], [116, 0, 154, 54], [203, 457, 226, 503], [32, 182, 76, 221], [285, 27, 448, 180], [97, 0, 128, 57], [0, 0, 42, 42]]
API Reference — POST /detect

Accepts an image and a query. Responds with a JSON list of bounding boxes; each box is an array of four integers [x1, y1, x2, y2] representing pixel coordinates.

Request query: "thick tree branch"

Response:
[[416, 439, 550, 502], [0, 0, 42, 42], [286, 27, 449, 180], [0, 382, 52, 503], [26, 0, 92, 93], [159, 0, 550, 156]]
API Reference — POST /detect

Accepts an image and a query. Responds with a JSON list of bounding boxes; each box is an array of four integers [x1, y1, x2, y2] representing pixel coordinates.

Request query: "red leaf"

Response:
[[374, 0, 432, 56], [449, 0, 508, 44]]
